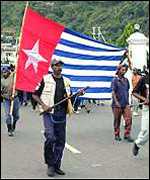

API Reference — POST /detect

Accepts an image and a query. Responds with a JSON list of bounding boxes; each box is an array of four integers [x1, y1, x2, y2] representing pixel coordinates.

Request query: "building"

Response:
[[1, 43, 17, 65]]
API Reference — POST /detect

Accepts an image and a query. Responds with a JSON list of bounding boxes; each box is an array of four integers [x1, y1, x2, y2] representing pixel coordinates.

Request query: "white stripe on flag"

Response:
[[62, 69, 116, 76], [56, 44, 125, 56], [82, 93, 112, 99], [70, 81, 111, 88], [61, 32, 120, 50], [52, 55, 120, 66]]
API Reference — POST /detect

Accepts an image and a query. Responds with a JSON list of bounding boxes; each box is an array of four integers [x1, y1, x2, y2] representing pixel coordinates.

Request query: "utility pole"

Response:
[[92, 26, 106, 43], [97, 27, 106, 43], [91, 26, 106, 106], [92, 26, 97, 40]]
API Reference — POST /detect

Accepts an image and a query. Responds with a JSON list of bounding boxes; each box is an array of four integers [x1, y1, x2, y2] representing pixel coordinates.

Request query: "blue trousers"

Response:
[[43, 113, 66, 168], [3, 96, 20, 125]]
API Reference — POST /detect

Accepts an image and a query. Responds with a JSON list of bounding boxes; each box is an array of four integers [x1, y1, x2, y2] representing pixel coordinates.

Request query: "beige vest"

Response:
[[39, 74, 73, 115]]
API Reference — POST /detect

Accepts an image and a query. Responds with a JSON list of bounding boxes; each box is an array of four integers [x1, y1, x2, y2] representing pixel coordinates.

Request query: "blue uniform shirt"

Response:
[[111, 76, 130, 108]]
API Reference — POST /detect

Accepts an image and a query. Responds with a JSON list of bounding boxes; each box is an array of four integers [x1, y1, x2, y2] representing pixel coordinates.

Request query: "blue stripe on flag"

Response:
[[54, 50, 122, 61], [63, 64, 117, 71], [64, 28, 125, 50], [63, 75, 113, 82], [71, 87, 112, 93], [59, 39, 122, 52]]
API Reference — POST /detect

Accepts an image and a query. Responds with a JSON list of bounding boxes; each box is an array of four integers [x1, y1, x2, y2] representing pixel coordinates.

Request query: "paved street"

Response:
[[1, 103, 149, 179]]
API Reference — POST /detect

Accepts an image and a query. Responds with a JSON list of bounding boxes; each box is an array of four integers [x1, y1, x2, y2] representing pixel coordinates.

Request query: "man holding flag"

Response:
[[13, 6, 68, 176], [14, 4, 125, 177], [15, 7, 84, 176]]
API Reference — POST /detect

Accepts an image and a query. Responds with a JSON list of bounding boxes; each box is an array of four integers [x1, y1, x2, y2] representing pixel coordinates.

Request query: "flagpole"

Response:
[[10, 1, 29, 122]]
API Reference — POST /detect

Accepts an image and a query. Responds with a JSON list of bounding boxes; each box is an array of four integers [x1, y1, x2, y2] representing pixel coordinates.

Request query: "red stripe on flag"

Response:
[[16, 7, 65, 92]]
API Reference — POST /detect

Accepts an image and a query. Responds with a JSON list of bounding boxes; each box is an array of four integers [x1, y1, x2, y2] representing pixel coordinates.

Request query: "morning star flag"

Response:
[[16, 7, 126, 99]]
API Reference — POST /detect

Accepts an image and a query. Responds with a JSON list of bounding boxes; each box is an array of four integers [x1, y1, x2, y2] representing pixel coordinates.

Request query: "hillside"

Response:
[[1, 1, 149, 46]]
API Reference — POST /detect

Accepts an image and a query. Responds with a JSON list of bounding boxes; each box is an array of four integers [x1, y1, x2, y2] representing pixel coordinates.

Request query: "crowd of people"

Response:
[[1, 55, 149, 177]]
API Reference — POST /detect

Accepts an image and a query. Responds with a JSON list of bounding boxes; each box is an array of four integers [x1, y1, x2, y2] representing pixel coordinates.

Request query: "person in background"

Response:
[[10, 64, 15, 72], [131, 68, 142, 116], [111, 64, 134, 142], [1, 67, 20, 136], [22, 91, 28, 106], [132, 67, 149, 156]]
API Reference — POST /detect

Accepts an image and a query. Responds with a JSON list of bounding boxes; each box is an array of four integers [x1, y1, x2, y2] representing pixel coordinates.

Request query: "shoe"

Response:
[[124, 136, 134, 142], [87, 110, 90, 114], [78, 107, 81, 110], [23, 102, 28, 106], [115, 136, 122, 141], [55, 168, 66, 175], [7, 124, 14, 136], [8, 131, 14, 137], [133, 112, 139, 116], [74, 110, 79, 114], [132, 143, 140, 156], [47, 166, 55, 177], [81, 105, 85, 108]]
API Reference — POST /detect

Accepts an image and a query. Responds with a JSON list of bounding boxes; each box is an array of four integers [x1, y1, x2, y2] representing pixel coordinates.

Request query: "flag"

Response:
[[15, 7, 65, 92], [16, 7, 126, 99], [51, 30, 126, 100]]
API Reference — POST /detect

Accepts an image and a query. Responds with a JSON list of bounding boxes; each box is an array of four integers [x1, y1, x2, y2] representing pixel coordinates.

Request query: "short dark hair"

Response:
[[121, 64, 128, 71], [116, 64, 128, 75], [51, 59, 64, 67]]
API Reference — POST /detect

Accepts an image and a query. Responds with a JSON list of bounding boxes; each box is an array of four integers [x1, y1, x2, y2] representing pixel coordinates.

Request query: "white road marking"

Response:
[[65, 143, 81, 154]]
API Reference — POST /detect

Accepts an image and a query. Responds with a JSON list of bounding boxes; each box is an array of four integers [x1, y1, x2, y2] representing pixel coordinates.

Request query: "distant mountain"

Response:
[[1, 1, 149, 46]]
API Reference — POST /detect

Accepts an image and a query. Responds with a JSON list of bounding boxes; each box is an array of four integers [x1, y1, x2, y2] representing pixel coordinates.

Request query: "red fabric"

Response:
[[112, 106, 132, 136], [15, 7, 64, 92]]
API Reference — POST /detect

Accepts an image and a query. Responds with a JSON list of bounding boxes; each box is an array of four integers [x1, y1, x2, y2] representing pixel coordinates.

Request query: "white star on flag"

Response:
[[22, 40, 47, 73]]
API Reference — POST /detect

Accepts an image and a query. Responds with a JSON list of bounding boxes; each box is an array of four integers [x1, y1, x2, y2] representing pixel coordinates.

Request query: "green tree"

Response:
[[1, 1, 148, 47], [116, 22, 135, 47]]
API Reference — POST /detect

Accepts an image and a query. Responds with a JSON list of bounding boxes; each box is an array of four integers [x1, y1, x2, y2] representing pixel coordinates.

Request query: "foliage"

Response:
[[116, 22, 135, 47], [1, 1, 149, 47]]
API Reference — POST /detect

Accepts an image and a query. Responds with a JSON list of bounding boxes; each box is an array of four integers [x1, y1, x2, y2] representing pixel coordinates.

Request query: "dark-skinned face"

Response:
[[3, 71, 10, 79], [133, 69, 138, 75], [52, 63, 63, 76], [119, 67, 127, 76]]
